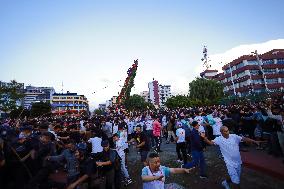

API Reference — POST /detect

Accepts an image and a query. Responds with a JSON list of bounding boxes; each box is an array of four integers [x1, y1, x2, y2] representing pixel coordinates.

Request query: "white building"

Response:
[[159, 85, 172, 107], [140, 91, 149, 102], [24, 86, 55, 109], [148, 80, 172, 107]]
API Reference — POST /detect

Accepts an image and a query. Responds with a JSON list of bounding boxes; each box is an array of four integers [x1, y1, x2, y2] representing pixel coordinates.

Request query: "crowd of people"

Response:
[[0, 95, 283, 189]]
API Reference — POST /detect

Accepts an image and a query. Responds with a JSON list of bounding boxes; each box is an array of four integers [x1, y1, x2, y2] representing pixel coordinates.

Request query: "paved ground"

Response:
[[126, 139, 284, 189]]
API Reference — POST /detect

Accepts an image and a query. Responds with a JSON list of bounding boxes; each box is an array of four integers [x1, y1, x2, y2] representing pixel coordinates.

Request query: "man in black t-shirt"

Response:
[[130, 125, 150, 166], [96, 140, 121, 189], [66, 150, 95, 189]]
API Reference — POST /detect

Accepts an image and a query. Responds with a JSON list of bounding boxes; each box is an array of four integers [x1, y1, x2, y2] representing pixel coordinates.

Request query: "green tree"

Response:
[[9, 107, 30, 119], [30, 102, 51, 117], [124, 94, 154, 111], [94, 109, 104, 115], [189, 77, 224, 105], [0, 80, 24, 113], [165, 95, 191, 109]]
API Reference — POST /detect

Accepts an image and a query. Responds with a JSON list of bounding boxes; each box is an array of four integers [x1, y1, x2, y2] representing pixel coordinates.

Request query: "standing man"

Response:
[[166, 115, 176, 144], [129, 125, 150, 166], [201, 126, 260, 189], [145, 116, 155, 148], [153, 116, 162, 152], [113, 134, 133, 186], [96, 140, 121, 189], [182, 121, 207, 179], [175, 123, 187, 164]]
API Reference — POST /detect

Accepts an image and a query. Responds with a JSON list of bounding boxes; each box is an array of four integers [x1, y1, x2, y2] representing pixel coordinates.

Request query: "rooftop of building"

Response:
[[53, 92, 86, 97], [222, 49, 284, 70]]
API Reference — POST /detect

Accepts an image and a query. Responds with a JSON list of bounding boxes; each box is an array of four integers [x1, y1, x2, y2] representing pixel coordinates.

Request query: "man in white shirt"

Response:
[[79, 119, 86, 132], [87, 132, 103, 158], [212, 116, 222, 137], [175, 123, 187, 164], [194, 112, 206, 134], [145, 117, 155, 148], [201, 126, 260, 189], [113, 134, 132, 186]]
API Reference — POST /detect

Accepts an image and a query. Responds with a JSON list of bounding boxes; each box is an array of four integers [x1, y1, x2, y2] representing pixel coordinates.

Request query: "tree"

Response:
[[189, 78, 224, 105], [30, 102, 51, 117], [94, 109, 104, 115], [124, 94, 154, 111], [9, 107, 30, 119], [165, 95, 191, 109], [0, 80, 24, 113]]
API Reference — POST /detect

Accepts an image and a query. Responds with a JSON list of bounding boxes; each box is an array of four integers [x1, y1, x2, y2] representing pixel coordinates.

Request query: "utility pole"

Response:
[[251, 50, 269, 92], [201, 46, 211, 70], [61, 81, 64, 94], [229, 62, 237, 96]]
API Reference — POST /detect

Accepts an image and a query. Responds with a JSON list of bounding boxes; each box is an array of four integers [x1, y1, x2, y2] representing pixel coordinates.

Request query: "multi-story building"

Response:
[[51, 91, 89, 115], [148, 80, 160, 106], [140, 91, 150, 102], [200, 70, 219, 79], [148, 80, 172, 107], [216, 49, 284, 96], [106, 100, 112, 107], [98, 104, 106, 110], [24, 86, 55, 109], [159, 85, 172, 107]]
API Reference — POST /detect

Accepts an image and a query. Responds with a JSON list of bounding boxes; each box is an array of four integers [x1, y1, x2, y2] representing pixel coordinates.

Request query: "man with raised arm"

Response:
[[201, 126, 260, 189], [141, 152, 194, 189]]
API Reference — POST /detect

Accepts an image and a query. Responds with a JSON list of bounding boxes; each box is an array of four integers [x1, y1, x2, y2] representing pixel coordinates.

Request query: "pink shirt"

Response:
[[153, 120, 162, 137]]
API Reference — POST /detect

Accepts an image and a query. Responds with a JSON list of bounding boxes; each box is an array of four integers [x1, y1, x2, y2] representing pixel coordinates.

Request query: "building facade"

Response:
[[148, 80, 160, 106], [140, 91, 150, 102], [51, 91, 89, 115], [216, 49, 284, 96], [24, 86, 55, 109], [148, 80, 172, 107], [200, 70, 219, 79], [158, 85, 172, 107]]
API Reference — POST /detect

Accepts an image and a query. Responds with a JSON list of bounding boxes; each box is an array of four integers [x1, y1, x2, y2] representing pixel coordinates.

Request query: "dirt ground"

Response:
[[125, 139, 284, 189]]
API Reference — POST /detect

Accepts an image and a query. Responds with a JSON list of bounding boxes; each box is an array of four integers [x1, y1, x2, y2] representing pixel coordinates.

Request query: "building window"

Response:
[[225, 68, 230, 74], [250, 70, 259, 75], [278, 68, 284, 73], [266, 79, 278, 84], [61, 97, 66, 99], [253, 79, 263, 84], [247, 60, 258, 65], [277, 59, 284, 64], [239, 81, 248, 87], [262, 60, 274, 65], [236, 62, 244, 69], [236, 71, 246, 78], [263, 69, 276, 74], [254, 89, 265, 93]]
